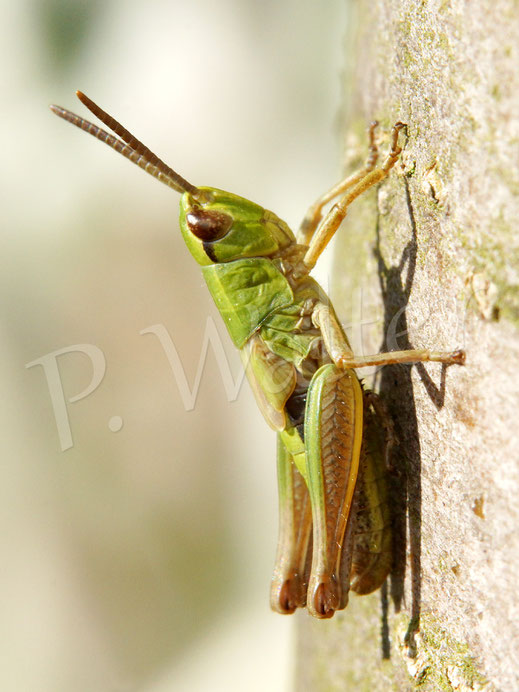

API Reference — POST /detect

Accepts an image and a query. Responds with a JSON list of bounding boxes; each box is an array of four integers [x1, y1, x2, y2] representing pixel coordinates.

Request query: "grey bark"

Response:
[[296, 2, 519, 690]]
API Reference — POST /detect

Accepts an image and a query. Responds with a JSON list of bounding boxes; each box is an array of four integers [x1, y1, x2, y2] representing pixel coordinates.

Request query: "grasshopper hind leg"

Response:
[[270, 436, 312, 614], [303, 364, 364, 618], [349, 391, 393, 595]]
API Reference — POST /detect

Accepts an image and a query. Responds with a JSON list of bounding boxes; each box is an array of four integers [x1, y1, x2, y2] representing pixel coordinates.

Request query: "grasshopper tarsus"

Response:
[[448, 349, 466, 366], [312, 580, 341, 619], [366, 121, 380, 168]]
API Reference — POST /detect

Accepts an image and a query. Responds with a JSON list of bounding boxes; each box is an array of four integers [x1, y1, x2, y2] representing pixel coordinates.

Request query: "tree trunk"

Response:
[[296, 2, 519, 690]]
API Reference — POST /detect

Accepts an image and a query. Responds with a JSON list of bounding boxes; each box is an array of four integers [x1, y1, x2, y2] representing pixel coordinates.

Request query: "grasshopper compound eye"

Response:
[[186, 208, 233, 241]]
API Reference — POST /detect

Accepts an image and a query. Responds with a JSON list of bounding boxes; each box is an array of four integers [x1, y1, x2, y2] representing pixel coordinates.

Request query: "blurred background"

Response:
[[2, 1, 346, 689]]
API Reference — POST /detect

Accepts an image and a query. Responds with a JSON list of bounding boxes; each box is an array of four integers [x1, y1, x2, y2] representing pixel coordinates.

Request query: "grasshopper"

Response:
[[50, 92, 465, 618]]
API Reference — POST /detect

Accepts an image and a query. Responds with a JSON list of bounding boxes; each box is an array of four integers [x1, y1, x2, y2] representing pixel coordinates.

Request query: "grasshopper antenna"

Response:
[[50, 91, 200, 197]]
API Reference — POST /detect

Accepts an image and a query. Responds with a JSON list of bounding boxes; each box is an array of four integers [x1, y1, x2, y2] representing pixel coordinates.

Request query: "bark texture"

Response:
[[296, 2, 519, 690]]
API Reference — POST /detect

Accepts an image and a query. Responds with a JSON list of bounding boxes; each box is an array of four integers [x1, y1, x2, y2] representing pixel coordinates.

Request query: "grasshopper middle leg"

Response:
[[313, 303, 466, 369]]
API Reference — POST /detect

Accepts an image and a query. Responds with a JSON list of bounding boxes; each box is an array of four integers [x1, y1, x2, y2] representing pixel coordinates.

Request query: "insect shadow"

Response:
[[374, 177, 449, 659]]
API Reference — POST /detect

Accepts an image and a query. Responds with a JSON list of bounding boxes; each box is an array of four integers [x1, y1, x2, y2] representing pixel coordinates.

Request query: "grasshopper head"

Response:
[[180, 187, 295, 266], [49, 93, 295, 267]]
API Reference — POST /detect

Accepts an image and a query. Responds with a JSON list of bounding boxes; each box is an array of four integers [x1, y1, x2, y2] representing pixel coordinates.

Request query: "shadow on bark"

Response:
[[374, 175, 449, 659]]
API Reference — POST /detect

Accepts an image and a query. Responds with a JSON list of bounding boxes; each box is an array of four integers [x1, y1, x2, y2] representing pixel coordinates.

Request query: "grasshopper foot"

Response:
[[309, 578, 340, 619], [381, 121, 406, 171], [447, 349, 466, 365], [272, 576, 306, 615]]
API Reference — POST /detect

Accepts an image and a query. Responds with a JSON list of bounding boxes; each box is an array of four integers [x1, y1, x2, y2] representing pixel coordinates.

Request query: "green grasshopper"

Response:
[[50, 92, 465, 618]]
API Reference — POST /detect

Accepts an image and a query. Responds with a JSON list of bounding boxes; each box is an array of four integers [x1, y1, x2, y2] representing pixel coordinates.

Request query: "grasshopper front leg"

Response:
[[297, 121, 380, 246], [303, 122, 405, 271]]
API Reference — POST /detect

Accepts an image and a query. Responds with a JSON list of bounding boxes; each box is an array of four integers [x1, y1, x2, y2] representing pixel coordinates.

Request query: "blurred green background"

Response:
[[2, 1, 345, 689]]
